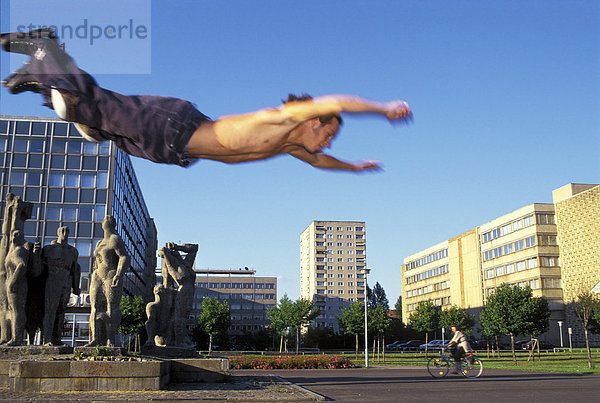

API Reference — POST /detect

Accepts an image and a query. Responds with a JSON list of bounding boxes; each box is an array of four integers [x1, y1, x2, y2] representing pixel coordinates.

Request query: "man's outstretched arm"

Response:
[[289, 148, 381, 172], [281, 95, 412, 123]]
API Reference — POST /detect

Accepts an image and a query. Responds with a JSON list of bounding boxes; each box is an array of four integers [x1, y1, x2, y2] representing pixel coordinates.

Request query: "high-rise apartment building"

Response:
[[0, 115, 157, 344], [192, 269, 277, 334], [300, 221, 367, 331], [401, 183, 599, 346]]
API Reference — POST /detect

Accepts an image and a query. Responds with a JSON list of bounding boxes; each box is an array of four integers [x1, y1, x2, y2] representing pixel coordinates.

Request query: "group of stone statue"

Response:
[[0, 193, 131, 348], [0, 193, 80, 346], [0, 192, 197, 350]]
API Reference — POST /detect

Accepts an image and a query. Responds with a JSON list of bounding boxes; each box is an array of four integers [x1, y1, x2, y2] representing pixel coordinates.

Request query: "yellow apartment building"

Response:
[[402, 183, 599, 345]]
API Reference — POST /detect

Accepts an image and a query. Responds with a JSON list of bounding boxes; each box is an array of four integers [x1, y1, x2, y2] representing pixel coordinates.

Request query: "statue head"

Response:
[[10, 229, 24, 246], [102, 215, 116, 233], [57, 226, 70, 243]]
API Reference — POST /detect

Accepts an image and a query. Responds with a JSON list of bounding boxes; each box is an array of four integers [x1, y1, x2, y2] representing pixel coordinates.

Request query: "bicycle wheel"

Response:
[[427, 356, 450, 378], [459, 356, 483, 379]]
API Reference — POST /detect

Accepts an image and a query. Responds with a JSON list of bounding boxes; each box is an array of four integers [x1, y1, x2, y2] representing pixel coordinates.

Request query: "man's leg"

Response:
[[42, 280, 61, 344]]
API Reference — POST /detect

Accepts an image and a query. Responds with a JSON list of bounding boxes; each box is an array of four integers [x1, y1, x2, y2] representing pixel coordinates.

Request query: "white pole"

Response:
[[71, 313, 77, 347], [568, 327, 572, 352], [558, 321, 564, 348], [364, 270, 369, 368]]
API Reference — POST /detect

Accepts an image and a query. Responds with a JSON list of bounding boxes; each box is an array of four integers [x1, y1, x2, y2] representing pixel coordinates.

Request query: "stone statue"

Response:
[[144, 284, 174, 347], [41, 226, 81, 345], [85, 216, 130, 347], [4, 230, 39, 346], [0, 194, 35, 344], [145, 242, 197, 347]]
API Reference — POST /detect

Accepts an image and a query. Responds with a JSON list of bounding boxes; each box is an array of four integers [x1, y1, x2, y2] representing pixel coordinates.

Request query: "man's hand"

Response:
[[353, 160, 382, 172], [385, 100, 412, 122]]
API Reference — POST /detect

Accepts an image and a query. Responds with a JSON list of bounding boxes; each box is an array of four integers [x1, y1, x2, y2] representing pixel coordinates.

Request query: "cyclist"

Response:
[[447, 325, 473, 372]]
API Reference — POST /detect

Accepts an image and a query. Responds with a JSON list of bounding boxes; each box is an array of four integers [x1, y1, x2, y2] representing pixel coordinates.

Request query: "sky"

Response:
[[0, 0, 599, 307]]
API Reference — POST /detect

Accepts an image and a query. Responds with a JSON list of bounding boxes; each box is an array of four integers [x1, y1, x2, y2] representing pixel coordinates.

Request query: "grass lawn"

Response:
[[344, 349, 600, 374]]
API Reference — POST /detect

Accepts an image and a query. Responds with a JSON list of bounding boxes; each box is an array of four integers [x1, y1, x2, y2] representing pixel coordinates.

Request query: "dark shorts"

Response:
[[25, 38, 210, 167]]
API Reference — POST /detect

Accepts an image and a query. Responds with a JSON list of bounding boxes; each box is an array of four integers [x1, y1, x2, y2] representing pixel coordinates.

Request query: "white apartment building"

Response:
[[300, 221, 367, 331]]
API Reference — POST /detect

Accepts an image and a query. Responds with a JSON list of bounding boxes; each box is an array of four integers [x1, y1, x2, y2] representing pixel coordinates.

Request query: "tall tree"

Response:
[[409, 300, 440, 357], [575, 292, 600, 369], [337, 301, 365, 359], [479, 302, 504, 357], [368, 282, 389, 311], [197, 297, 231, 354], [267, 294, 295, 352], [118, 295, 147, 351], [439, 305, 476, 338], [369, 304, 392, 361], [479, 284, 547, 365], [394, 296, 403, 322], [290, 298, 320, 354]]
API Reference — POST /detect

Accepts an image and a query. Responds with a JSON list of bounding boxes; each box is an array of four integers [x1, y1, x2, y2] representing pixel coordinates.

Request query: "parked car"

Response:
[[400, 340, 425, 351], [469, 340, 487, 350], [385, 340, 404, 350], [420, 339, 445, 351], [522, 340, 554, 350]]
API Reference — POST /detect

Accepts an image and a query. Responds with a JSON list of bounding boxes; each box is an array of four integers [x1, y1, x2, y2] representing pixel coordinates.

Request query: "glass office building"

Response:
[[0, 115, 157, 343]]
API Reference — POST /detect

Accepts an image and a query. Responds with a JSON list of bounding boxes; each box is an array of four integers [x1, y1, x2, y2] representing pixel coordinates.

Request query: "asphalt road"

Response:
[[237, 366, 600, 402]]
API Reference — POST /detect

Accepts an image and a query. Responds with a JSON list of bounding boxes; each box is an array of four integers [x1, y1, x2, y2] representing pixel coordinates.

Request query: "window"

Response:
[[539, 235, 557, 246], [529, 279, 540, 289], [525, 236, 536, 248], [505, 263, 515, 274], [65, 174, 79, 187], [10, 172, 25, 185], [501, 224, 511, 236], [537, 214, 555, 225], [541, 256, 560, 267], [512, 219, 523, 232], [516, 261, 526, 272], [514, 239, 524, 252], [543, 278, 561, 289], [355, 227, 363, 231], [496, 266, 504, 276], [523, 215, 535, 227], [527, 258, 538, 269]]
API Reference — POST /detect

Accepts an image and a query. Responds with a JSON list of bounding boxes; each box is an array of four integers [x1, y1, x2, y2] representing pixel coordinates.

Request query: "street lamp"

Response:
[[558, 321, 564, 348], [361, 268, 371, 368], [568, 327, 572, 352]]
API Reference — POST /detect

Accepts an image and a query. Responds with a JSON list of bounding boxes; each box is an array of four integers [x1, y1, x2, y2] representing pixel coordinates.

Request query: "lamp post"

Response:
[[558, 321, 564, 348], [568, 327, 572, 352], [361, 268, 371, 368]]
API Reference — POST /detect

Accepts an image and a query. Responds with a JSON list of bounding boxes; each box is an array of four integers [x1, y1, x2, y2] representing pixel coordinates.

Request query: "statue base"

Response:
[[74, 346, 125, 356], [0, 345, 73, 356], [141, 345, 198, 358]]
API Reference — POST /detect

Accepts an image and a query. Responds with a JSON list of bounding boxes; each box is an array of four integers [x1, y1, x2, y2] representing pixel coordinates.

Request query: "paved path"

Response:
[[2, 366, 598, 401], [238, 366, 600, 402]]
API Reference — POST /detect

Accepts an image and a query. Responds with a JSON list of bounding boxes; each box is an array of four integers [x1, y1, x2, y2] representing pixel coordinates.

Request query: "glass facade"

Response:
[[0, 116, 158, 313]]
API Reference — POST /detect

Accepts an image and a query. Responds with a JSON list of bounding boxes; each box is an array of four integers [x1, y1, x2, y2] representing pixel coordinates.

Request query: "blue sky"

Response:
[[1, 1, 599, 307]]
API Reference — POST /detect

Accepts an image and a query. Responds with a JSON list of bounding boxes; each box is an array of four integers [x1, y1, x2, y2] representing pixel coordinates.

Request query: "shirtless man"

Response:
[[1, 28, 412, 171], [86, 216, 130, 347]]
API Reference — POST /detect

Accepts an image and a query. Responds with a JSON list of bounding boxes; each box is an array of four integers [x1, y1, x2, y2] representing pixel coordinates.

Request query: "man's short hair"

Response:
[[283, 93, 343, 126]]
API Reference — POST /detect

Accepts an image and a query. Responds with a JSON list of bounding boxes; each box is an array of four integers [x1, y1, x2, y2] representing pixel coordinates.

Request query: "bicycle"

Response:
[[427, 347, 483, 379]]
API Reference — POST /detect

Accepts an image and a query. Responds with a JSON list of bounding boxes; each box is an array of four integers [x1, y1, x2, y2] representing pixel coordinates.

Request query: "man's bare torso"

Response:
[[186, 108, 302, 163]]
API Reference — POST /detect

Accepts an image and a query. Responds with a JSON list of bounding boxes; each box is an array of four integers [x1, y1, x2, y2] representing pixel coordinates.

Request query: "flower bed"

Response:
[[230, 354, 356, 370]]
